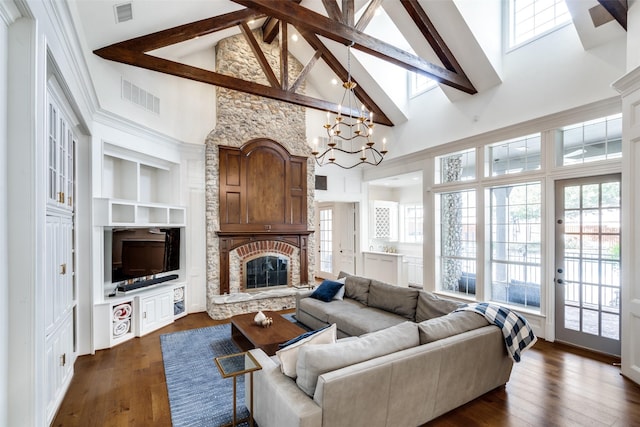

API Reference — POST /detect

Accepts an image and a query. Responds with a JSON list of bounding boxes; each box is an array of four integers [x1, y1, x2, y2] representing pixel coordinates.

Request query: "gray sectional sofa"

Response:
[[246, 273, 515, 427]]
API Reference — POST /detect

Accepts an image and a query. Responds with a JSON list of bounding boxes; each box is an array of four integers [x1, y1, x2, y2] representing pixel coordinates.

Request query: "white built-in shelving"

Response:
[[95, 144, 185, 227]]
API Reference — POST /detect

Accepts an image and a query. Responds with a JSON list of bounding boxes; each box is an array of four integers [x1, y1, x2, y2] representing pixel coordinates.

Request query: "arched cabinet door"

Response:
[[219, 138, 307, 233]]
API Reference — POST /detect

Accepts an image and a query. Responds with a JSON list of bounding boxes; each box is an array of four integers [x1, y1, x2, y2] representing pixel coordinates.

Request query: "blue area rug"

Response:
[[160, 313, 299, 427]]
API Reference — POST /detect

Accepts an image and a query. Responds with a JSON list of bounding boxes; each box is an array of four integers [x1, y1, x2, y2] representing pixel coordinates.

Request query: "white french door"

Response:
[[554, 174, 621, 355], [317, 206, 333, 279]]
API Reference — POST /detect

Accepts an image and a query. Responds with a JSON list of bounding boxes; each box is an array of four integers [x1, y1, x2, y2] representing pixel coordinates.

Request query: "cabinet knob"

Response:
[[60, 264, 67, 275], [58, 192, 65, 204], [60, 353, 66, 367]]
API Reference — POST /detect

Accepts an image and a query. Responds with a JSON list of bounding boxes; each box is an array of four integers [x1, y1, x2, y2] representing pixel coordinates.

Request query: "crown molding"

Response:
[[612, 65, 640, 96], [0, 0, 21, 25]]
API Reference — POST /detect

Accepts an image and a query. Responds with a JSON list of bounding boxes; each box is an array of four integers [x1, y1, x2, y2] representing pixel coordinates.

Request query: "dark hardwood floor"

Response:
[[52, 311, 640, 426]]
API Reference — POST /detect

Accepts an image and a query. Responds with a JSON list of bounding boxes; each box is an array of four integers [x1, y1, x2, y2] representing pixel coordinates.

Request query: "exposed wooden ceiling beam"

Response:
[[95, 46, 360, 117], [355, 0, 382, 32], [401, 0, 463, 74], [262, 17, 280, 43], [233, 0, 477, 94], [239, 22, 280, 88], [262, 0, 302, 44], [98, 9, 263, 53], [322, 0, 343, 23], [597, 0, 627, 30], [280, 21, 289, 90], [299, 29, 388, 127], [290, 50, 322, 93], [343, 0, 355, 27]]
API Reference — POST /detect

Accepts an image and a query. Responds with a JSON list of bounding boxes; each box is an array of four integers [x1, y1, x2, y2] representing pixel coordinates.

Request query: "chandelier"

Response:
[[311, 44, 387, 169]]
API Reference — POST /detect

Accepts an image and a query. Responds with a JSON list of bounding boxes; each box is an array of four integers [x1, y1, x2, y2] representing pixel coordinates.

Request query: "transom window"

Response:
[[558, 114, 622, 166], [486, 133, 541, 177], [435, 148, 476, 184], [508, 0, 572, 48]]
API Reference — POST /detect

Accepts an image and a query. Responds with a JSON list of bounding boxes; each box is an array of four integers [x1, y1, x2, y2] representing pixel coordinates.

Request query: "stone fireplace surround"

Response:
[[205, 29, 315, 320]]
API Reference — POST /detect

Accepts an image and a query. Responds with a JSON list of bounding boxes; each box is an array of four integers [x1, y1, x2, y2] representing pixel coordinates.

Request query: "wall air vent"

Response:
[[114, 2, 133, 24], [121, 78, 160, 114]]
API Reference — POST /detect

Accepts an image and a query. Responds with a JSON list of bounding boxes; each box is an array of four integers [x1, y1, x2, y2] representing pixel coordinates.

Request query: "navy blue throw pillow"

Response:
[[278, 324, 331, 349], [310, 280, 344, 302]]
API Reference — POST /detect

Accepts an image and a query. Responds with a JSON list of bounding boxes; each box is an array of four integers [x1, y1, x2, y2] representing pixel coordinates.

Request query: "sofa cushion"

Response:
[[295, 321, 419, 396], [418, 311, 489, 344], [415, 291, 464, 322], [367, 280, 419, 321], [327, 305, 407, 336], [298, 297, 365, 325], [332, 277, 347, 300], [344, 275, 371, 305], [310, 280, 344, 302], [276, 323, 337, 379]]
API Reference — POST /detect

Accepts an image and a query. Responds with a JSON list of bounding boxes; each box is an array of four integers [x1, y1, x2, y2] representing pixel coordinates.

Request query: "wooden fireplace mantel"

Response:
[[217, 139, 312, 295]]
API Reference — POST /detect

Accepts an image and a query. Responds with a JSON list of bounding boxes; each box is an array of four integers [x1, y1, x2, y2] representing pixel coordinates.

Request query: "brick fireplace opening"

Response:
[[229, 240, 300, 292]]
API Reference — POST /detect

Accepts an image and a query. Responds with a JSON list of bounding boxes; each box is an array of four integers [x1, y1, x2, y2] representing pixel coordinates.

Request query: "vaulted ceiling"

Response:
[[93, 0, 482, 127], [78, 0, 627, 128]]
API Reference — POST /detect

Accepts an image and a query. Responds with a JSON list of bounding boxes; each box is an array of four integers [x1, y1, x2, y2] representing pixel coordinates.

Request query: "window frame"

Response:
[[505, 0, 573, 52]]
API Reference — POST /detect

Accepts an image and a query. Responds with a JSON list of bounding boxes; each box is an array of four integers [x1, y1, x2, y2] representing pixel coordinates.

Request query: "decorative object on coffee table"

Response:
[[231, 311, 306, 356]]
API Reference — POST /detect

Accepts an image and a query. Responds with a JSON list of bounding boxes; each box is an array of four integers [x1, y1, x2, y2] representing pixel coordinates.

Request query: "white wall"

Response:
[[389, 24, 626, 159], [83, 43, 216, 145], [0, 5, 12, 426]]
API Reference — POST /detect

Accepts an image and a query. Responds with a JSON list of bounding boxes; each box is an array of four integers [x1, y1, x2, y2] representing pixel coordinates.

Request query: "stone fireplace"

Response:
[[205, 29, 315, 319]]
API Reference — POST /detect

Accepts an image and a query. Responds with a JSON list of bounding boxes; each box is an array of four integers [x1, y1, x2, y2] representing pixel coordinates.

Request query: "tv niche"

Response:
[[110, 227, 180, 292]]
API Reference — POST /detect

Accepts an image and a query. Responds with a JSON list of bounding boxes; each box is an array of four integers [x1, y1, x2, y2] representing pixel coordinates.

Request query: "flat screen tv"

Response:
[[110, 227, 180, 284]]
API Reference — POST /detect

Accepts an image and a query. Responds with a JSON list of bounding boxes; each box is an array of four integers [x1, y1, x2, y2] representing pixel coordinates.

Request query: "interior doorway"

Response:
[[554, 174, 621, 355]]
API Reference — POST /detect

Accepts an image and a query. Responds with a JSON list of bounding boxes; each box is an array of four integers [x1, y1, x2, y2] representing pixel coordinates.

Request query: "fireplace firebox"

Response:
[[245, 255, 289, 289]]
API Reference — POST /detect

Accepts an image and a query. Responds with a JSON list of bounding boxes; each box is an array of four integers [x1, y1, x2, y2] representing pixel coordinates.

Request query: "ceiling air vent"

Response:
[[114, 2, 133, 24]]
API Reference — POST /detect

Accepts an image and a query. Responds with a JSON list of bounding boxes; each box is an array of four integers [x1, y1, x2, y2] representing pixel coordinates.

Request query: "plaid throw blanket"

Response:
[[456, 303, 537, 362]]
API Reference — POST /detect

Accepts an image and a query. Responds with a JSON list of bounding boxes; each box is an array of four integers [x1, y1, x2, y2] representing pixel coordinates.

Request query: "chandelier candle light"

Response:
[[311, 44, 387, 169]]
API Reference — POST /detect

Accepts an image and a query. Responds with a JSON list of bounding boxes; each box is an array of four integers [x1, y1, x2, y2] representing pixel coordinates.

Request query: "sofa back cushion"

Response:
[[415, 291, 464, 322], [344, 275, 371, 305], [367, 280, 419, 321], [295, 321, 419, 397], [418, 311, 489, 344]]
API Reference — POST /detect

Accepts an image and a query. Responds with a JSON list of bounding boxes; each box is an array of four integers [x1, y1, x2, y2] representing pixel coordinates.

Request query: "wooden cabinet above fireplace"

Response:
[[219, 139, 308, 233]]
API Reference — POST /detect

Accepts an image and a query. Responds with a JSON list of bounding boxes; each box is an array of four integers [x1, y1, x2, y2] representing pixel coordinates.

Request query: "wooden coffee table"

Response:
[[230, 311, 306, 356]]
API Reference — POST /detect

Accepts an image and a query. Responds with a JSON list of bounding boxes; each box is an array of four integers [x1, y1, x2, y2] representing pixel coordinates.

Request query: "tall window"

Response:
[[401, 204, 423, 243], [490, 182, 542, 308], [437, 190, 476, 296], [508, 0, 571, 48]]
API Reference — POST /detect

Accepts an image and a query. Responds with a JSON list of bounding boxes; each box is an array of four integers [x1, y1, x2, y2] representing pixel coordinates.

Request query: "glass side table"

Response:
[[214, 351, 262, 427]]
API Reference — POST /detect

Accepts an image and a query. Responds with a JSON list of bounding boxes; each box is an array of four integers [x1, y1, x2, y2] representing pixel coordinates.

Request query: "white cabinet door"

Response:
[[45, 215, 74, 335], [45, 313, 75, 424], [137, 289, 174, 336], [47, 92, 76, 211]]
